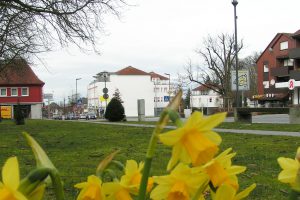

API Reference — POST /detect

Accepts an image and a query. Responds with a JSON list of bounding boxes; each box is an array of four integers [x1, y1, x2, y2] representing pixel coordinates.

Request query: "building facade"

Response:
[[0, 60, 44, 119], [88, 66, 155, 117], [190, 85, 223, 112], [256, 29, 300, 106], [149, 72, 172, 116]]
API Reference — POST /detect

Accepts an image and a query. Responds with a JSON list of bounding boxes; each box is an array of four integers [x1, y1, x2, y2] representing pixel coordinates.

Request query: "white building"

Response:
[[190, 85, 223, 111], [149, 72, 171, 116], [87, 66, 155, 117]]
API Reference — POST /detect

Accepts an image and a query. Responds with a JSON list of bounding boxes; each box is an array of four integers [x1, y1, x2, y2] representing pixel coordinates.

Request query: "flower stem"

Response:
[[137, 110, 169, 200]]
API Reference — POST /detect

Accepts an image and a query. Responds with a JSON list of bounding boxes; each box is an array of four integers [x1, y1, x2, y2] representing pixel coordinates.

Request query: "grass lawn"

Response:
[[0, 119, 299, 199]]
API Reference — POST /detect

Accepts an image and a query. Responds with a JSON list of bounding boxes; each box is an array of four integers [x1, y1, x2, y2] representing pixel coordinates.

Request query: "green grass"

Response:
[[0, 119, 298, 199]]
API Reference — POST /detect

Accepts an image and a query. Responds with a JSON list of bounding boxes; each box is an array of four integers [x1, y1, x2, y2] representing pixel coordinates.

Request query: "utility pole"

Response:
[[232, 0, 239, 107]]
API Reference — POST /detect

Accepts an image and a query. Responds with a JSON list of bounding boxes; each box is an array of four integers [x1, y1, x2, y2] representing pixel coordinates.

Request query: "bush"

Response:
[[104, 97, 125, 122], [14, 103, 25, 125]]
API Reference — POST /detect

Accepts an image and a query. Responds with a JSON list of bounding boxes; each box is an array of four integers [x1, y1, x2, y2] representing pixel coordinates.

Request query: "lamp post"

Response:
[[75, 78, 81, 114], [165, 73, 171, 102], [232, 0, 239, 107]]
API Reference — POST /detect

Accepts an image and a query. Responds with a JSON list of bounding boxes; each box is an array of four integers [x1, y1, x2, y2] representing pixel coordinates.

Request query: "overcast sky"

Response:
[[31, 0, 300, 102]]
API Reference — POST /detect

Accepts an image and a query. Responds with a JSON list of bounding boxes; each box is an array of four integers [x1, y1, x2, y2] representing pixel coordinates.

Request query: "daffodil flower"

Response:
[[159, 111, 226, 170], [212, 183, 256, 200], [75, 175, 105, 200], [202, 148, 246, 190], [0, 157, 28, 200], [103, 182, 133, 200], [120, 160, 153, 195], [278, 147, 300, 191], [150, 163, 208, 200]]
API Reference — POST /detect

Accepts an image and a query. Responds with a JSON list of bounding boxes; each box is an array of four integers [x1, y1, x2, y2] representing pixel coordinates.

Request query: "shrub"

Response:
[[104, 97, 125, 122]]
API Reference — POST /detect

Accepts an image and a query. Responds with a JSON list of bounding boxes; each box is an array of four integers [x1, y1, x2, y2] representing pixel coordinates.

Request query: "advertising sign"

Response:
[[1, 106, 12, 119], [231, 70, 250, 91]]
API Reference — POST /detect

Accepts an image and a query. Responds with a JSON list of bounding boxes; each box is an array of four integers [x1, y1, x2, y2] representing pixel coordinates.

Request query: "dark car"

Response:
[[86, 113, 97, 120]]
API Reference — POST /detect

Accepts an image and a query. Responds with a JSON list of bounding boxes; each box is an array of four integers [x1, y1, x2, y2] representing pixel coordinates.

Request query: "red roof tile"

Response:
[[0, 59, 44, 86], [149, 71, 169, 80], [116, 66, 149, 75], [193, 84, 219, 91]]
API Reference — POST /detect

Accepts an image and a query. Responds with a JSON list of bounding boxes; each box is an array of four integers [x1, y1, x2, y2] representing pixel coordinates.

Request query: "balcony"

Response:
[[270, 66, 289, 77], [290, 70, 300, 80], [289, 48, 300, 59]]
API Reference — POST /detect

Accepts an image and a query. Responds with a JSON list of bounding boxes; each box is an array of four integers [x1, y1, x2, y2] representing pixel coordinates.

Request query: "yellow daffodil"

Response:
[[159, 111, 226, 170], [120, 160, 153, 195], [150, 163, 208, 200], [202, 148, 246, 190], [278, 147, 300, 191], [75, 175, 104, 200], [0, 157, 28, 200], [102, 182, 133, 200], [212, 183, 256, 200]]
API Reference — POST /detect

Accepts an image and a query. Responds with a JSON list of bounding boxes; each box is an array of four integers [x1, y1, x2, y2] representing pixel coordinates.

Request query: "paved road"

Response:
[[126, 114, 290, 124], [79, 119, 300, 137], [225, 114, 290, 124]]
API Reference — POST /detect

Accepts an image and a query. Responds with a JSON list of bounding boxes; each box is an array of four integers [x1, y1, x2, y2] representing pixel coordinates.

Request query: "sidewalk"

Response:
[[80, 120, 300, 137]]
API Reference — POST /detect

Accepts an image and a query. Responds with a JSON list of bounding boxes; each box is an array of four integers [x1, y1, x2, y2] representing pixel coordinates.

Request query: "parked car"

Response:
[[79, 114, 87, 119], [65, 114, 78, 120], [86, 113, 97, 120], [53, 114, 62, 120]]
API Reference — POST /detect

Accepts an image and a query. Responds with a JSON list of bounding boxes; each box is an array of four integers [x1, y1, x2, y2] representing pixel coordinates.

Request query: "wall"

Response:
[[88, 75, 155, 117], [31, 103, 43, 119], [0, 85, 43, 103]]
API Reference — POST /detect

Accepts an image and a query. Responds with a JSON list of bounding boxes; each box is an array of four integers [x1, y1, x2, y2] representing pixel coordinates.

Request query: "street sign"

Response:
[[289, 79, 295, 90], [164, 96, 170, 102], [103, 93, 109, 99], [231, 70, 250, 91], [43, 93, 53, 100], [103, 88, 108, 93]]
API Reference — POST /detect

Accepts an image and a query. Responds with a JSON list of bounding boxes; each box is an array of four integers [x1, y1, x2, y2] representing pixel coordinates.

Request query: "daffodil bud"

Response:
[[18, 168, 50, 196], [167, 109, 183, 127]]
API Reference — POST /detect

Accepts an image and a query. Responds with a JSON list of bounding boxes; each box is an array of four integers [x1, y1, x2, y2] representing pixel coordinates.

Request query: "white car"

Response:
[[79, 114, 87, 119]]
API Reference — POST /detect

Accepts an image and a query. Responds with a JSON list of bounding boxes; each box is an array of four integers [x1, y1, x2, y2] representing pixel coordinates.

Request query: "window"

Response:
[[283, 59, 294, 67], [0, 88, 7, 96], [263, 64, 269, 72], [11, 88, 18, 96], [280, 41, 288, 50], [21, 87, 29, 96]]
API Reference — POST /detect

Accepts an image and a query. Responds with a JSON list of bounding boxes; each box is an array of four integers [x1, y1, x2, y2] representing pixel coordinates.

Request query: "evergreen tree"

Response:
[[104, 97, 125, 122], [184, 89, 191, 108], [14, 102, 25, 125], [113, 88, 124, 103]]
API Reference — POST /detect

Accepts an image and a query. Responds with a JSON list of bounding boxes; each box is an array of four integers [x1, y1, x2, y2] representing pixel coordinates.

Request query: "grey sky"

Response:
[[31, 0, 300, 102]]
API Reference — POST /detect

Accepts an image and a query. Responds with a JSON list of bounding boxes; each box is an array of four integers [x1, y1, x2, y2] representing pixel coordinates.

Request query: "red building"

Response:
[[0, 59, 44, 119], [256, 29, 300, 106]]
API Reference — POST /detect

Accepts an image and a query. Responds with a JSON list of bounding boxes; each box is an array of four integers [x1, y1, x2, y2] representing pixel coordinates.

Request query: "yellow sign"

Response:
[[99, 96, 110, 102], [1, 106, 12, 119]]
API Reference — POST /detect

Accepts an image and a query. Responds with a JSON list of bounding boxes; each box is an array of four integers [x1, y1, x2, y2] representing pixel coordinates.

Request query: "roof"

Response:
[[149, 71, 169, 80], [256, 31, 296, 63], [193, 84, 211, 91], [292, 29, 300, 39], [193, 84, 220, 91], [0, 59, 45, 86], [115, 66, 149, 76]]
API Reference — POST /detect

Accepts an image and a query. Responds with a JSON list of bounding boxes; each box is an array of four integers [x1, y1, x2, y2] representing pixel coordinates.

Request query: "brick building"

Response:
[[0, 59, 44, 119], [256, 29, 300, 106]]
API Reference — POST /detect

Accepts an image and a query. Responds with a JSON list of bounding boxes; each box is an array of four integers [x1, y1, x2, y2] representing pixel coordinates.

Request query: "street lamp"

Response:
[[75, 78, 81, 106], [165, 73, 171, 102], [232, 0, 239, 107]]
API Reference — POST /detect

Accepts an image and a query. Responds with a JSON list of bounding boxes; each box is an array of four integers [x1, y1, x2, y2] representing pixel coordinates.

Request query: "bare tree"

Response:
[[186, 33, 243, 108], [239, 52, 260, 96], [0, 0, 126, 70]]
